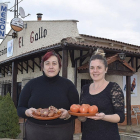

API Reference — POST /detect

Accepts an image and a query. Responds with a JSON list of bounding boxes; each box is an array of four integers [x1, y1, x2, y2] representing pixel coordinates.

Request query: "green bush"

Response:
[[0, 93, 21, 138], [0, 95, 3, 101]]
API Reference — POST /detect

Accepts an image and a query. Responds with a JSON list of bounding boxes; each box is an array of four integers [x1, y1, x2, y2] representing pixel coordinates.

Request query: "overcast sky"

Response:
[[1, 0, 140, 46]]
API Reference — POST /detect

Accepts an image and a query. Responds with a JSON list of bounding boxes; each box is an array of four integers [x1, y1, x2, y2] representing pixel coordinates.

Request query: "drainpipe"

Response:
[[74, 49, 92, 88]]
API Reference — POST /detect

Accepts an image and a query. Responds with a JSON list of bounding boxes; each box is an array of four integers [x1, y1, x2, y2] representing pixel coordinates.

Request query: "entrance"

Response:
[[17, 82, 22, 106], [4, 83, 11, 96], [81, 79, 92, 91]]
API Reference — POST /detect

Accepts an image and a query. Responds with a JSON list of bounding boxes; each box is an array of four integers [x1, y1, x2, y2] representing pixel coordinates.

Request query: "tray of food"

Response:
[[68, 104, 98, 116], [68, 111, 97, 116], [32, 106, 61, 120]]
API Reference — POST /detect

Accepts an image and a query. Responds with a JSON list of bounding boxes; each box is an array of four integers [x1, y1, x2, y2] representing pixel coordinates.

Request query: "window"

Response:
[[4, 83, 11, 96], [81, 79, 92, 90]]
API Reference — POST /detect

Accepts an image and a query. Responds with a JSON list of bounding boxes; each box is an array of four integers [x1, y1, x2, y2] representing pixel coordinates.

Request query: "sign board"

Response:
[[10, 18, 24, 32], [123, 75, 137, 97], [0, 3, 8, 39], [7, 39, 13, 57]]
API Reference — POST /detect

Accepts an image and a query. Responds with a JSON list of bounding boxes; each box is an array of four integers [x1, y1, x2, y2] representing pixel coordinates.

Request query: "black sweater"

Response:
[[17, 73, 79, 125]]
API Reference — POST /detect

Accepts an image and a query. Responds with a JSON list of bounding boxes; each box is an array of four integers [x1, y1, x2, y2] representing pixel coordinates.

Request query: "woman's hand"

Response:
[[25, 107, 36, 117], [59, 108, 71, 120], [88, 113, 121, 123], [87, 112, 105, 120]]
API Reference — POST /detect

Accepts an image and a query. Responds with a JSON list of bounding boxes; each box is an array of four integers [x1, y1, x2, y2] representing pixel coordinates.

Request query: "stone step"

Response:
[[73, 133, 82, 140], [120, 132, 140, 140]]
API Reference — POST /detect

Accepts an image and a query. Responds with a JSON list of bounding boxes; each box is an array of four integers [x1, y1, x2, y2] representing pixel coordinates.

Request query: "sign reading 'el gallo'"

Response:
[[19, 27, 47, 48], [0, 3, 8, 39]]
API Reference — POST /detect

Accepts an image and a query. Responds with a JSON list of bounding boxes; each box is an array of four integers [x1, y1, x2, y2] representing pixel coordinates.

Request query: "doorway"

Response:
[[17, 82, 22, 106], [4, 83, 11, 96]]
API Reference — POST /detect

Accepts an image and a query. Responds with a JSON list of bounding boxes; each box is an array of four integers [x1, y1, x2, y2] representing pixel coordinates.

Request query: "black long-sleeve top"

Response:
[[17, 73, 79, 125], [80, 82, 125, 140]]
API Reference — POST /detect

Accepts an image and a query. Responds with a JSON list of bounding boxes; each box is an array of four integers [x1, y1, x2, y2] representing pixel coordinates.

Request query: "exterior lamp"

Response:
[[118, 53, 126, 60], [7, 66, 12, 76], [8, 71, 12, 76], [0, 73, 3, 78], [12, 31, 18, 38]]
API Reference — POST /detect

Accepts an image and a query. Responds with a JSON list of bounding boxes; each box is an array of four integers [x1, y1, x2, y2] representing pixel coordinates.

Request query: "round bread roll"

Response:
[[40, 108, 49, 117]]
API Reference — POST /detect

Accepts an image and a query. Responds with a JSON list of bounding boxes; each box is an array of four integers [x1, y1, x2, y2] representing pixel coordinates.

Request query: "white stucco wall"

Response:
[[0, 20, 79, 62], [106, 72, 140, 106]]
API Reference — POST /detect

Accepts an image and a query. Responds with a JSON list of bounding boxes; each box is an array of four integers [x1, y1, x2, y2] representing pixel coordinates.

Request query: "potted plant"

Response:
[[0, 93, 21, 139]]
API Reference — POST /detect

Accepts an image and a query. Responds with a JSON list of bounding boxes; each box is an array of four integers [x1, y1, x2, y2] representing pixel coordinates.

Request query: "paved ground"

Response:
[[17, 123, 140, 140], [119, 125, 140, 134], [73, 134, 82, 140], [74, 125, 140, 140]]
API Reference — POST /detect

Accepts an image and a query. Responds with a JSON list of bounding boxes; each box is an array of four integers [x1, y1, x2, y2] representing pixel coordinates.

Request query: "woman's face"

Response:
[[43, 55, 60, 77], [89, 59, 107, 81]]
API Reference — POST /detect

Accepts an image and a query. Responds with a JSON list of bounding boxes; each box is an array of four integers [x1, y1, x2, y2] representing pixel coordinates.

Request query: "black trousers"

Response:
[[25, 120, 74, 140]]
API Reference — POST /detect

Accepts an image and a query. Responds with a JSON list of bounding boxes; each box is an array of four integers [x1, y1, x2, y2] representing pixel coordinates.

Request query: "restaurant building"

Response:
[[0, 14, 140, 131]]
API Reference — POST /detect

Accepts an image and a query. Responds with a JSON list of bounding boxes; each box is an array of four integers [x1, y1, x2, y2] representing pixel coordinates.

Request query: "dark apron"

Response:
[[25, 120, 74, 140]]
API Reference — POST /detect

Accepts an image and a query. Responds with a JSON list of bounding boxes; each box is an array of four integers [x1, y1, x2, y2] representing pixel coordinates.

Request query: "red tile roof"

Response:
[[80, 34, 140, 48], [1, 35, 140, 65], [78, 53, 135, 72]]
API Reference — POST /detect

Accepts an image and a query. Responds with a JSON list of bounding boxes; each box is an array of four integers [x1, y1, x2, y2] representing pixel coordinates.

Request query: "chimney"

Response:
[[36, 13, 43, 21]]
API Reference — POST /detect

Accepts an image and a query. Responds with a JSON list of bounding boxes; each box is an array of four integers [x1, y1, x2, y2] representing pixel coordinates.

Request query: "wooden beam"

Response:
[[126, 76, 131, 125], [79, 51, 88, 66], [4, 66, 9, 71], [39, 56, 41, 71], [1, 67, 7, 75], [78, 69, 133, 76], [24, 61, 33, 71], [21, 62, 23, 74], [107, 54, 118, 65], [81, 57, 87, 65], [62, 49, 68, 78], [69, 50, 75, 67], [32, 58, 34, 72], [3, 66, 5, 77], [79, 50, 83, 66], [107, 53, 135, 72], [18, 67, 22, 72], [56, 51, 62, 59], [128, 57, 132, 64], [107, 70, 133, 76], [34, 60, 41, 70], [26, 60, 28, 73], [119, 60, 135, 72], [131, 57, 134, 68], [0, 44, 62, 65], [19, 61, 28, 73], [136, 58, 140, 72], [11, 61, 18, 107], [18, 62, 28, 73]]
